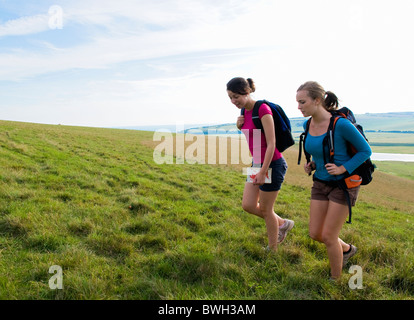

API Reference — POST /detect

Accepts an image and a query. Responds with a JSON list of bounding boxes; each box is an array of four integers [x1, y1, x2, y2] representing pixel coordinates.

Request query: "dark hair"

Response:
[[297, 81, 339, 111], [226, 77, 256, 95]]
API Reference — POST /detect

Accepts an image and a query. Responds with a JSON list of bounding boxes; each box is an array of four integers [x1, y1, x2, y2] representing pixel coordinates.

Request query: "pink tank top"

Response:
[[241, 103, 282, 164]]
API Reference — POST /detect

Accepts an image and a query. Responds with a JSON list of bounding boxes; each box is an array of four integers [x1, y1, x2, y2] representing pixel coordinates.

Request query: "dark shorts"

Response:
[[250, 157, 287, 192], [311, 179, 360, 206]]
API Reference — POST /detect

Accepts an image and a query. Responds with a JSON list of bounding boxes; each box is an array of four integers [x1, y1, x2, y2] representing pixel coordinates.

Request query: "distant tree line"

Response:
[[365, 130, 414, 133]]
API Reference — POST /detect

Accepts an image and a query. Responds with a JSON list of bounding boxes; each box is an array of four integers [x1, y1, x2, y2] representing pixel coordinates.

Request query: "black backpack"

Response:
[[298, 107, 376, 223], [241, 100, 294, 153]]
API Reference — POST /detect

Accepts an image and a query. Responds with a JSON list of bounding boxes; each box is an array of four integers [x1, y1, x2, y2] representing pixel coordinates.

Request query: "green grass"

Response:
[[0, 120, 413, 300], [374, 161, 414, 181]]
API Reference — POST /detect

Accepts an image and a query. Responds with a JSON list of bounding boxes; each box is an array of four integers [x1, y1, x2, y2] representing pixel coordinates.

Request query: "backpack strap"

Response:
[[298, 118, 312, 172], [251, 100, 265, 130], [324, 115, 341, 164], [240, 100, 264, 130], [324, 113, 354, 224], [336, 179, 353, 224]]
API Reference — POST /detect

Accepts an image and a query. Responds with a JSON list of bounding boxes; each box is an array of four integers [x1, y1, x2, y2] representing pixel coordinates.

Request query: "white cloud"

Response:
[[0, 1, 259, 81], [0, 14, 49, 37]]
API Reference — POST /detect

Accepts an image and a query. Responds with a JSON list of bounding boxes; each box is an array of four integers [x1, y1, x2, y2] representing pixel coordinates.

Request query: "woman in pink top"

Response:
[[227, 77, 294, 251]]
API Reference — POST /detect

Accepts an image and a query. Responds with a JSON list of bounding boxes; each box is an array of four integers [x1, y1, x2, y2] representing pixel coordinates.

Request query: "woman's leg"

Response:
[[321, 201, 350, 279], [242, 182, 282, 250], [309, 199, 351, 278], [242, 182, 260, 216], [242, 182, 285, 226], [258, 189, 280, 250]]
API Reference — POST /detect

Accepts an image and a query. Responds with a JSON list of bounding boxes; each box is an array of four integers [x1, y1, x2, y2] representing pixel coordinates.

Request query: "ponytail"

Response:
[[246, 78, 256, 93], [325, 91, 339, 111]]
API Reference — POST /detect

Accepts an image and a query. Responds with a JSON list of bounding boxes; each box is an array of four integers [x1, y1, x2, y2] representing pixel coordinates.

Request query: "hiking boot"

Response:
[[277, 219, 294, 243], [343, 244, 357, 267]]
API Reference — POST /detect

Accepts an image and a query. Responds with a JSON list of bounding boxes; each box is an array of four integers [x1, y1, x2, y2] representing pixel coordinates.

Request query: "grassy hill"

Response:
[[0, 120, 413, 300]]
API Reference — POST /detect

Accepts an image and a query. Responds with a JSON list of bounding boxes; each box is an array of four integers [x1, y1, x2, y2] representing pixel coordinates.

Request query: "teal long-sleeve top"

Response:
[[304, 117, 372, 181]]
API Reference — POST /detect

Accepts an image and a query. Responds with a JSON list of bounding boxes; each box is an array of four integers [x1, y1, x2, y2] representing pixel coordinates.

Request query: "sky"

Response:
[[1, 0, 413, 128]]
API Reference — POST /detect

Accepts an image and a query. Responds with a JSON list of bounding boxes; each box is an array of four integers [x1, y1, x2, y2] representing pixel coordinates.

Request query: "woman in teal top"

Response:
[[296, 81, 372, 280]]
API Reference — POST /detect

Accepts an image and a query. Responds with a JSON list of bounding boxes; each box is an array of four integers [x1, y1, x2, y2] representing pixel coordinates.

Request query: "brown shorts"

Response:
[[311, 180, 360, 206]]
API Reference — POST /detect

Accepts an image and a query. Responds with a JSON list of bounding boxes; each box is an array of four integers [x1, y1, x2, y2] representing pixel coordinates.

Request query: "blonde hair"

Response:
[[297, 81, 339, 111]]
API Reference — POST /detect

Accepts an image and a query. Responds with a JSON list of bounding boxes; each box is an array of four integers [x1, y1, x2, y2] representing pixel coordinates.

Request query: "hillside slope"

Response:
[[0, 120, 413, 300]]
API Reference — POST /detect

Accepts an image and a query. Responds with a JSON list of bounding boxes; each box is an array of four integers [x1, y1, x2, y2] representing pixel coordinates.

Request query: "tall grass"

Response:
[[0, 120, 413, 300]]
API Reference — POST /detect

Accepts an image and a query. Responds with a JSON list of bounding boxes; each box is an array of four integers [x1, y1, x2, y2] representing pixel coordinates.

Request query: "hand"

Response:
[[304, 161, 315, 175], [237, 115, 245, 130], [253, 171, 266, 186], [325, 163, 346, 176]]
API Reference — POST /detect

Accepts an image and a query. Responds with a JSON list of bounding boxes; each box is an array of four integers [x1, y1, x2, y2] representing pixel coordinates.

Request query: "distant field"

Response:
[[291, 112, 414, 133], [365, 132, 414, 154], [191, 112, 414, 136]]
